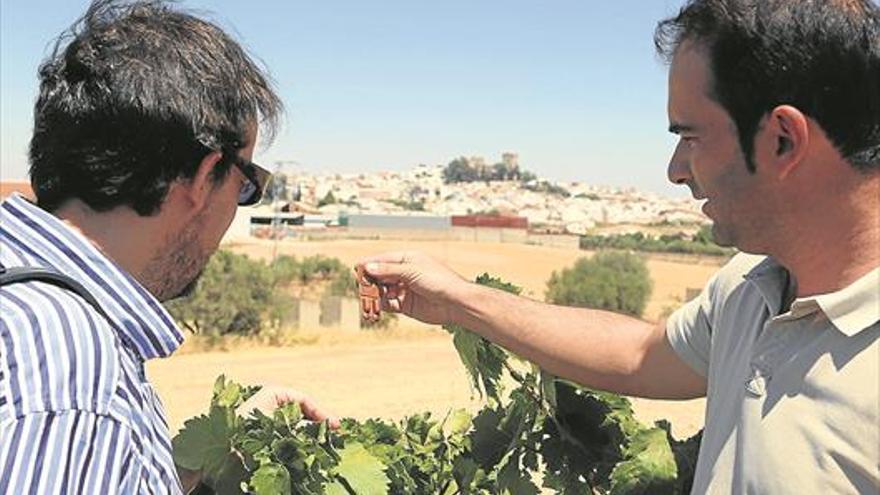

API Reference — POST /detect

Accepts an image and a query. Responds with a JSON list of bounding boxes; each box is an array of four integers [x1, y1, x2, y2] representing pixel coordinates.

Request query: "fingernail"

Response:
[[366, 262, 378, 272]]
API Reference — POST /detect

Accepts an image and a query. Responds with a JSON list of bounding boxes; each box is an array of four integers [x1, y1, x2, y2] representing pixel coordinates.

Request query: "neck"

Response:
[[53, 199, 167, 290], [773, 174, 880, 297]]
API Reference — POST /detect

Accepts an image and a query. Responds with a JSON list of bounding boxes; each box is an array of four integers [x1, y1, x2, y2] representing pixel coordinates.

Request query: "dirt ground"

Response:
[[150, 239, 718, 440]]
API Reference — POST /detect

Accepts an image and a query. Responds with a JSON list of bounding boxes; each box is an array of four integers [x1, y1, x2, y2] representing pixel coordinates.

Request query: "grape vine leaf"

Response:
[[447, 327, 506, 401], [444, 273, 521, 401], [250, 462, 292, 495], [496, 455, 540, 495], [333, 442, 390, 494], [469, 409, 509, 469], [609, 427, 677, 495], [172, 405, 234, 473], [446, 408, 472, 437], [323, 480, 351, 495], [212, 375, 243, 408]]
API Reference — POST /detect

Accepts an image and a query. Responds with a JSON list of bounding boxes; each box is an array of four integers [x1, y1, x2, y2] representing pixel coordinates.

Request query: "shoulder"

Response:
[[0, 281, 123, 420], [704, 252, 769, 300]]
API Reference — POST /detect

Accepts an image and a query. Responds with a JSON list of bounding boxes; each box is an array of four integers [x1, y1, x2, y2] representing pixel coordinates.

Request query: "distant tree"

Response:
[[326, 269, 358, 297], [519, 170, 537, 183], [545, 252, 653, 317], [269, 255, 300, 286], [491, 162, 521, 180], [387, 198, 425, 211], [691, 224, 715, 245], [491, 162, 508, 181], [524, 180, 570, 198], [443, 157, 479, 183], [317, 190, 337, 207], [297, 255, 345, 284], [165, 250, 277, 335]]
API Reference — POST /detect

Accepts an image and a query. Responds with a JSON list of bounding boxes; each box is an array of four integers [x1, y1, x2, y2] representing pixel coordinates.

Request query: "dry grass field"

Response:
[[148, 239, 723, 440]]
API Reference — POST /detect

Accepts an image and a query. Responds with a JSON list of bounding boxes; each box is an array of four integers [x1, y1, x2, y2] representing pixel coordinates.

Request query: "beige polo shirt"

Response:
[[667, 253, 879, 494]]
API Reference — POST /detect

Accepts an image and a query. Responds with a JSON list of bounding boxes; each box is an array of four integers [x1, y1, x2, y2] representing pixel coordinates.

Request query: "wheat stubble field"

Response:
[[148, 239, 723, 439]]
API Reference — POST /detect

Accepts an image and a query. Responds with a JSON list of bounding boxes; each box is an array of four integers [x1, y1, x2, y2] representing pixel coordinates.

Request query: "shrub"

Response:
[[269, 255, 300, 286], [269, 255, 347, 286], [579, 231, 734, 257], [165, 250, 277, 335], [546, 252, 653, 317]]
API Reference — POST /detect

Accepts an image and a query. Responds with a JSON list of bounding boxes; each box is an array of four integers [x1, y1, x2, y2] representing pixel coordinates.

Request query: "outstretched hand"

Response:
[[357, 251, 469, 325], [236, 386, 341, 429], [181, 387, 340, 493]]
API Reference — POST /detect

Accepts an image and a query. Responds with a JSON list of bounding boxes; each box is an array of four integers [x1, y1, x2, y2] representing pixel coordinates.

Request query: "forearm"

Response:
[[449, 281, 656, 396]]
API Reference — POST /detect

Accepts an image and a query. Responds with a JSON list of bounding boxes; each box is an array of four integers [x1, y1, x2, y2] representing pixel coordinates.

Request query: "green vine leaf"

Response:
[[609, 427, 677, 495], [250, 462, 292, 495], [333, 442, 390, 494]]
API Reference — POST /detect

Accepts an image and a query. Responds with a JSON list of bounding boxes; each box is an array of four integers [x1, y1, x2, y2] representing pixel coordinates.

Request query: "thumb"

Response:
[[361, 260, 412, 284]]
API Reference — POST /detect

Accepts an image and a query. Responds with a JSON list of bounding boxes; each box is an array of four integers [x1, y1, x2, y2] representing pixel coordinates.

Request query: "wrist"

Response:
[[443, 279, 484, 327]]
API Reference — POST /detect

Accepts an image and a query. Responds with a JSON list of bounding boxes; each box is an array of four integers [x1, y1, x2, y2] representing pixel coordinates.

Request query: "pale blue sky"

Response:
[[1, 0, 689, 195]]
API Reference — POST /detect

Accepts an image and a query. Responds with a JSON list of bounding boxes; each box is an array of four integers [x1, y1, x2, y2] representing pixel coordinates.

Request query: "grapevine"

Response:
[[174, 274, 700, 494]]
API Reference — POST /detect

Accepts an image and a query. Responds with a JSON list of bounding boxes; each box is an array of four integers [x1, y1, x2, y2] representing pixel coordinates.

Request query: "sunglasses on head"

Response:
[[232, 158, 272, 206]]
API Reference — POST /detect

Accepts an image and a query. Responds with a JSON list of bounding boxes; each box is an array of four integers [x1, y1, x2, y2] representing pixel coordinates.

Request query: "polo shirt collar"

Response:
[[744, 255, 880, 336], [744, 257, 791, 316], [813, 267, 880, 336], [0, 193, 184, 359]]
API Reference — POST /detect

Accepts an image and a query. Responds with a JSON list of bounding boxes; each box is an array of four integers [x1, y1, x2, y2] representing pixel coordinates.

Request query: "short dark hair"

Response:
[[29, 0, 282, 215], [655, 0, 880, 172]]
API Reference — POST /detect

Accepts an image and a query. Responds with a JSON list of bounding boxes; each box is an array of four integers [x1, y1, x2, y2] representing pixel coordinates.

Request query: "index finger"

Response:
[[297, 399, 342, 429], [271, 390, 341, 429], [357, 251, 414, 266]]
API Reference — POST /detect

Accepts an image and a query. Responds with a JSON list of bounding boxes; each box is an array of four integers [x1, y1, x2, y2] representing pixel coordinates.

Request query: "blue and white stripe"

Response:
[[0, 193, 185, 494]]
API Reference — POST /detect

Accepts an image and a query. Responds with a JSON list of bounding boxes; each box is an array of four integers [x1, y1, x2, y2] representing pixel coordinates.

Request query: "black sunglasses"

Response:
[[232, 159, 272, 206]]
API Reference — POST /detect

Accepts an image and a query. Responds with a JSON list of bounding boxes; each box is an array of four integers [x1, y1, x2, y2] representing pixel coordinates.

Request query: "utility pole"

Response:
[[270, 160, 300, 263]]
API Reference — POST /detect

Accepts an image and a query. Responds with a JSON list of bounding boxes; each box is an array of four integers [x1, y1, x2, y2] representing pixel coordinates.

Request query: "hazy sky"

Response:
[[1, 0, 690, 195]]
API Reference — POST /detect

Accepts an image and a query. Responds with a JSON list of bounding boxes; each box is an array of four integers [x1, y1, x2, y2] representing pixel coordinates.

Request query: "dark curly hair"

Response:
[[655, 0, 880, 173], [29, 0, 283, 215]]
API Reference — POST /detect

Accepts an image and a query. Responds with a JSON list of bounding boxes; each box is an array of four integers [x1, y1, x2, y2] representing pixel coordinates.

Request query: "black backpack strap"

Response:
[[0, 265, 113, 324]]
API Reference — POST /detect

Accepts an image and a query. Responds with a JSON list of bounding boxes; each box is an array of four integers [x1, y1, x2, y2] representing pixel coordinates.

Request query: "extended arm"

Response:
[[361, 251, 706, 400]]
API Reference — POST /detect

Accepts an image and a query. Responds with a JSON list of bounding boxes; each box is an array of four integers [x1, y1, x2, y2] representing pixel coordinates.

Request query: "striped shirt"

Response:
[[0, 193, 186, 494]]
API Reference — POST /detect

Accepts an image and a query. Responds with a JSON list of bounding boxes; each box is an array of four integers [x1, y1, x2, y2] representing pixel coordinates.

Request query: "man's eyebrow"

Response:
[[668, 123, 695, 134]]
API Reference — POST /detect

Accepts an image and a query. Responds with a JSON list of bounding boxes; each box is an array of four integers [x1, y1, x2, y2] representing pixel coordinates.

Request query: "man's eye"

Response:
[[681, 136, 697, 148]]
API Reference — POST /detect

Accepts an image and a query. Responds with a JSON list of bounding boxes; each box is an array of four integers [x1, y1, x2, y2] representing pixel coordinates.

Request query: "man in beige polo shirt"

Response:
[[359, 0, 879, 493]]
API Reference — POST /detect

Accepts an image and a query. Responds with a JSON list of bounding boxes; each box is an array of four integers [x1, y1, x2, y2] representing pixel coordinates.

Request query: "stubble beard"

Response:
[[709, 219, 737, 248], [143, 219, 211, 302]]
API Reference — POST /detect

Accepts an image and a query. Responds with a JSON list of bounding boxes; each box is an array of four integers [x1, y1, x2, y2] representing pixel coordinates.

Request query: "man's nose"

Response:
[[667, 141, 691, 185]]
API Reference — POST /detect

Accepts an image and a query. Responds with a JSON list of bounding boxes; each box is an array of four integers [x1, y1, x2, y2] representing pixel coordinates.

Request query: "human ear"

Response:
[[765, 105, 809, 179], [181, 150, 224, 213]]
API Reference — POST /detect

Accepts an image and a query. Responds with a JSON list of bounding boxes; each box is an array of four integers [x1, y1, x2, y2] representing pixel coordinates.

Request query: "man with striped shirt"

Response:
[[0, 1, 336, 493]]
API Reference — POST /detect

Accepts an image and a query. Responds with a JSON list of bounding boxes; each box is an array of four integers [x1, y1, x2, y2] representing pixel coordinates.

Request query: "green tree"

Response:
[[326, 269, 359, 297], [165, 250, 277, 335], [297, 255, 345, 283], [317, 190, 337, 207], [443, 157, 478, 183], [691, 224, 715, 245], [545, 252, 653, 317], [269, 255, 300, 286]]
